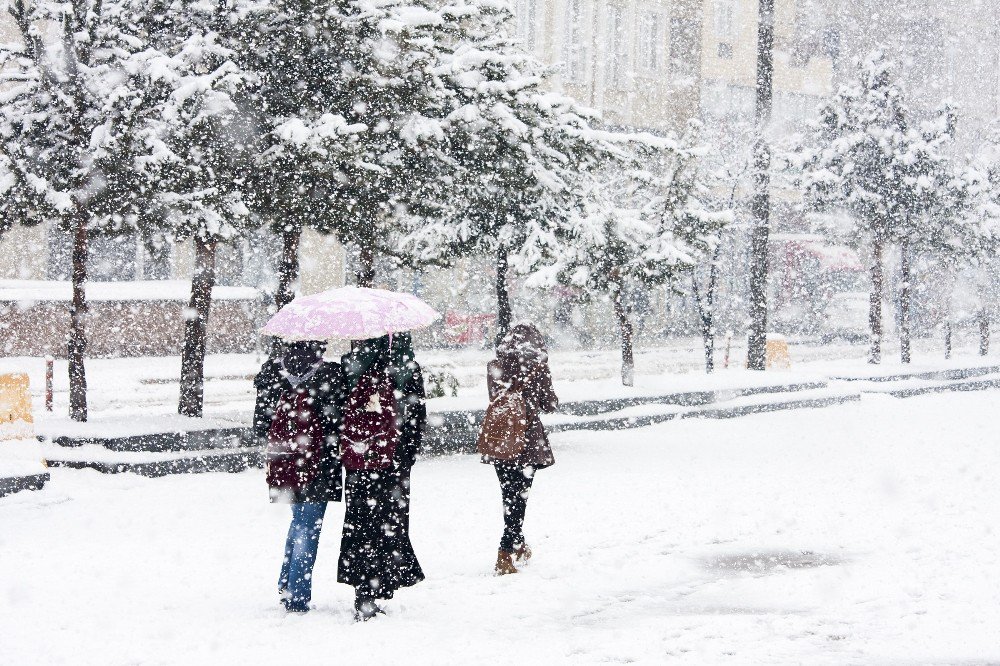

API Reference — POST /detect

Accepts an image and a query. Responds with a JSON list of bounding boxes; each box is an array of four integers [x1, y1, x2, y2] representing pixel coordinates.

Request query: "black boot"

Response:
[[354, 591, 385, 622]]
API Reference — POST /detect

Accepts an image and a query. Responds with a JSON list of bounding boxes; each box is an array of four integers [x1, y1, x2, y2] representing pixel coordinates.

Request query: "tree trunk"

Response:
[[68, 210, 89, 422], [980, 309, 990, 356], [275, 224, 302, 311], [356, 243, 375, 288], [611, 278, 635, 386], [899, 238, 912, 364], [179, 236, 218, 418], [868, 240, 884, 364], [944, 321, 952, 360], [494, 245, 512, 346], [702, 318, 715, 373], [747, 0, 775, 372], [692, 260, 718, 374]]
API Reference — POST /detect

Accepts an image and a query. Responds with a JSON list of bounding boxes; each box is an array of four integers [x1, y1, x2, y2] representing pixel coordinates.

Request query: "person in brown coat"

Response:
[[483, 323, 559, 575]]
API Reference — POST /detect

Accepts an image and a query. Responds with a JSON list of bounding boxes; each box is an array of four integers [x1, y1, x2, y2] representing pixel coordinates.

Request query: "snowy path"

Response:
[[2, 391, 999, 664]]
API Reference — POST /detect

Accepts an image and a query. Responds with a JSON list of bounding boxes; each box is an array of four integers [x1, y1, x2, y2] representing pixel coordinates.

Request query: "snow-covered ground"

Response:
[[2, 390, 999, 664]]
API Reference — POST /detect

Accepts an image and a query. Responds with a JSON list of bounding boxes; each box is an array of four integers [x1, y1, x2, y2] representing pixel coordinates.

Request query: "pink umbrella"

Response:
[[261, 286, 441, 341]]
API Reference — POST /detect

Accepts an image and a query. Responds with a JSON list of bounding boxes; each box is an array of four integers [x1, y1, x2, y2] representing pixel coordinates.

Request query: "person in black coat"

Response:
[[336, 332, 426, 621], [253, 340, 343, 613]]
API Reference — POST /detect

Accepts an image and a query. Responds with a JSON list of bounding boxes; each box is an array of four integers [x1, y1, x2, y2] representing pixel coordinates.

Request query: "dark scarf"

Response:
[[342, 333, 416, 393], [280, 341, 325, 387]]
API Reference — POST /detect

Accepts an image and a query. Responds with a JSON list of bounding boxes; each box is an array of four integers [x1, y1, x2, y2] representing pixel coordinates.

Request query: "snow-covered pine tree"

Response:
[[237, 0, 364, 310], [135, 1, 259, 417], [798, 51, 913, 364], [893, 103, 966, 364], [395, 0, 626, 343], [320, 0, 455, 288], [950, 135, 1000, 355], [236, 0, 459, 296], [0, 0, 158, 421]]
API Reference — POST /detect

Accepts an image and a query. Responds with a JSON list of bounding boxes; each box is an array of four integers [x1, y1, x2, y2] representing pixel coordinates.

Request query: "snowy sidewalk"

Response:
[[2, 391, 999, 664]]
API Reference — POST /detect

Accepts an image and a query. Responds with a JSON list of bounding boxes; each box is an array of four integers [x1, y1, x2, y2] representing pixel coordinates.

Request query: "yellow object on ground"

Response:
[[766, 337, 792, 369], [0, 373, 34, 441]]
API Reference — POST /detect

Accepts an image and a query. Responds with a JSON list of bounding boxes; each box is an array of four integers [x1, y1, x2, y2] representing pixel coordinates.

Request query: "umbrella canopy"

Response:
[[261, 286, 440, 341]]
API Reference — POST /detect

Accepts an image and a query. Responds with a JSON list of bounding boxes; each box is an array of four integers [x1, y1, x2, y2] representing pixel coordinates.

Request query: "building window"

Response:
[[606, 4, 627, 87], [638, 11, 664, 72], [822, 28, 841, 64], [514, 0, 537, 49], [717, 42, 733, 59], [713, 0, 734, 40], [703, 81, 754, 121], [670, 13, 697, 74], [562, 0, 588, 83], [945, 43, 960, 94]]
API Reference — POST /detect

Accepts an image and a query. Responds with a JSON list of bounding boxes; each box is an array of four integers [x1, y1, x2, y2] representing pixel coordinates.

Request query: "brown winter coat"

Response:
[[482, 356, 559, 469]]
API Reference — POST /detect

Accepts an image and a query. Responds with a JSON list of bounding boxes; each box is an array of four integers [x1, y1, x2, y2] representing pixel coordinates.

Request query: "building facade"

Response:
[[699, 0, 834, 135]]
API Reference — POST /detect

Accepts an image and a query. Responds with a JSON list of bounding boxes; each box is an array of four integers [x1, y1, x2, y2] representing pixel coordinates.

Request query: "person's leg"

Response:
[[285, 502, 327, 611], [495, 464, 519, 553], [278, 507, 297, 599], [507, 467, 534, 552]]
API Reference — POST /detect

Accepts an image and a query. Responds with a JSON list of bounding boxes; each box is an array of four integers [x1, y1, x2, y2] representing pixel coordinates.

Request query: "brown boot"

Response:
[[495, 550, 518, 575], [513, 543, 532, 563]]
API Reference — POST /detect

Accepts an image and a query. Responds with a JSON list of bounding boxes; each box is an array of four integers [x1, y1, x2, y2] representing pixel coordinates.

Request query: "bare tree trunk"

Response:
[[899, 238, 912, 364], [68, 210, 89, 422], [980, 309, 990, 356], [275, 224, 302, 311], [494, 245, 512, 346], [747, 0, 774, 372], [869, 240, 884, 364], [179, 236, 218, 418], [356, 243, 375, 288], [611, 278, 634, 386], [944, 321, 952, 359]]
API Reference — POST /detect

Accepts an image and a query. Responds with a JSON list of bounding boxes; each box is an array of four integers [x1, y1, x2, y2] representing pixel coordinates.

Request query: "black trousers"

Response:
[[494, 464, 535, 552]]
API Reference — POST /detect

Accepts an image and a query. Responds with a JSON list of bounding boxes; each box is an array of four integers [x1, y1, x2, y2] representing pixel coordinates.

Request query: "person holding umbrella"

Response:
[[337, 332, 426, 621], [254, 340, 343, 614], [261, 287, 437, 619]]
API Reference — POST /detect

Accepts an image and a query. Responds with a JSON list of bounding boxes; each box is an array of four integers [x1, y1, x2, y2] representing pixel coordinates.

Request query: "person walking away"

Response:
[[337, 333, 426, 621], [478, 324, 558, 575], [254, 340, 343, 613]]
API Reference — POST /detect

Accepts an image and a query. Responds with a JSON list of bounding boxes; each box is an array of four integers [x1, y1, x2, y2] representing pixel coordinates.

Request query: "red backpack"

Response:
[[339, 370, 399, 471], [266, 389, 325, 490]]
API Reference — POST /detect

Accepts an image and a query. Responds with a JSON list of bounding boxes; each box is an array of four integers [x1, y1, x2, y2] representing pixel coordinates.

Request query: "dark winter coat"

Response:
[[336, 336, 427, 596], [253, 359, 343, 503], [483, 356, 559, 469], [394, 364, 427, 468]]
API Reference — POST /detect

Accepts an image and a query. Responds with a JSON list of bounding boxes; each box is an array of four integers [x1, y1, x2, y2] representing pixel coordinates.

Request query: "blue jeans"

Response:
[[278, 502, 327, 610]]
